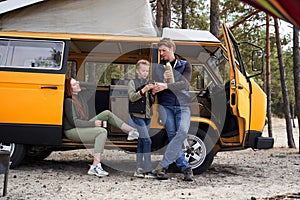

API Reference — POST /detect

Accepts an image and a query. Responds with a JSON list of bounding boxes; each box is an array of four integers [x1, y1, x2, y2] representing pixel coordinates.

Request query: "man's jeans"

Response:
[[131, 116, 153, 172], [159, 105, 191, 172]]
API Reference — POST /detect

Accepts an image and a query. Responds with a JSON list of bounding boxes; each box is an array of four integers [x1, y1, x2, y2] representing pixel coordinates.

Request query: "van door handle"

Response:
[[237, 85, 243, 89], [41, 86, 58, 90]]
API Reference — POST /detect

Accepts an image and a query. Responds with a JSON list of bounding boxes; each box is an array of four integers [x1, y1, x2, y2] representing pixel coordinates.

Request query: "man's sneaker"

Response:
[[127, 129, 139, 140], [134, 168, 144, 178], [155, 164, 168, 180], [144, 171, 156, 179], [183, 167, 193, 181], [87, 163, 109, 177]]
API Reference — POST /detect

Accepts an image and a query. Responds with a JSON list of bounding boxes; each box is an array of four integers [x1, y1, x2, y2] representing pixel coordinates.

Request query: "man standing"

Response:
[[152, 38, 193, 181]]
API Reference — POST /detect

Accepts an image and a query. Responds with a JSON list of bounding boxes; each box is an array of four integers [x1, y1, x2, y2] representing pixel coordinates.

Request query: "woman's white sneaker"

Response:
[[127, 129, 139, 140], [88, 163, 109, 177]]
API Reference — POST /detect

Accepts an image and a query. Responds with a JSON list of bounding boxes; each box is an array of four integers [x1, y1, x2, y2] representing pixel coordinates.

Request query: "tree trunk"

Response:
[[265, 15, 273, 137], [156, 0, 163, 30], [210, 0, 220, 37], [181, 0, 187, 29], [293, 25, 300, 152], [163, 0, 171, 28], [274, 18, 296, 148]]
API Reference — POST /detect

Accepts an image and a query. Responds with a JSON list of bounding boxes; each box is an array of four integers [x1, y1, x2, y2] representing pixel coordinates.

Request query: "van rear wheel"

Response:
[[0, 143, 26, 168], [183, 131, 215, 175]]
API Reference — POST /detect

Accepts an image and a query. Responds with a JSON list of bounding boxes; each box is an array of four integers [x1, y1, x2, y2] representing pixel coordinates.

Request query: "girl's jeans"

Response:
[[158, 105, 191, 172], [131, 116, 152, 172]]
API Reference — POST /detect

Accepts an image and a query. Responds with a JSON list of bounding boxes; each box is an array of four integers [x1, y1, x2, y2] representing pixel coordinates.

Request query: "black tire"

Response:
[[0, 143, 26, 169], [182, 130, 215, 175], [25, 150, 52, 161]]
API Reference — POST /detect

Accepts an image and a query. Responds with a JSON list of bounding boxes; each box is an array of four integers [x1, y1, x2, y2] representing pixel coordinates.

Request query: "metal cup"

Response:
[[102, 121, 107, 128]]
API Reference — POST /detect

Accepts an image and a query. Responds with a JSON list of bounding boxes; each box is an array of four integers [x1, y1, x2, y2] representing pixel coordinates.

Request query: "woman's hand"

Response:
[[94, 120, 102, 127]]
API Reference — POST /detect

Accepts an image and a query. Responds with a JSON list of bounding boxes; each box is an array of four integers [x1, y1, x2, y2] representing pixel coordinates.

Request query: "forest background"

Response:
[[151, 0, 293, 117], [149, 0, 299, 148]]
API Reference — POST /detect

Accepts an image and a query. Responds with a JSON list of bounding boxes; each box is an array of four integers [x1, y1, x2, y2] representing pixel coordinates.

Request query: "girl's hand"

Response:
[[141, 83, 156, 93]]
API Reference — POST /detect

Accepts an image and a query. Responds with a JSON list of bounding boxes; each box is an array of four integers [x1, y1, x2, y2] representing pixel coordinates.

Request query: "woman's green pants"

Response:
[[65, 110, 124, 153]]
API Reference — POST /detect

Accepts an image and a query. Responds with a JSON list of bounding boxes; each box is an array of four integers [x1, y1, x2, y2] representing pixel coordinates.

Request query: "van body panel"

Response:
[[249, 80, 267, 131], [221, 23, 267, 147], [0, 31, 158, 44], [235, 69, 251, 122], [0, 37, 68, 146], [0, 71, 65, 125], [0, 70, 65, 145], [222, 23, 252, 144], [234, 68, 251, 142], [0, 124, 61, 145], [190, 116, 218, 132]]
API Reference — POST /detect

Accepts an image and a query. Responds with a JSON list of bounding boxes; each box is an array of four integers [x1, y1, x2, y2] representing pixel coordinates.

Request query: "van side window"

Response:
[[191, 49, 230, 91], [0, 40, 9, 66], [209, 49, 230, 85], [191, 64, 219, 91], [83, 61, 135, 85], [66, 61, 77, 78], [0, 38, 64, 70]]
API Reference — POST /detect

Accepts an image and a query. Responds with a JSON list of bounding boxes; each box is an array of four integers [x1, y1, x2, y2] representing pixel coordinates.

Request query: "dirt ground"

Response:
[[0, 118, 299, 200]]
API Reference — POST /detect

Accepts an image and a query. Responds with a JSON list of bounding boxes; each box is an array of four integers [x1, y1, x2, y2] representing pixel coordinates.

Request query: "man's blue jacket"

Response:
[[153, 57, 192, 107]]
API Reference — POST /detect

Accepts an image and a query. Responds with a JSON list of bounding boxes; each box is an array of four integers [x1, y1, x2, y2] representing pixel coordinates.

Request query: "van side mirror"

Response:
[[251, 49, 264, 72], [239, 42, 264, 78]]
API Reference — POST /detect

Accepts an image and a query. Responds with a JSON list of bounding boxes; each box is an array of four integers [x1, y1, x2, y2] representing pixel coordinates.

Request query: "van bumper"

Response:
[[256, 136, 274, 149], [245, 131, 274, 149]]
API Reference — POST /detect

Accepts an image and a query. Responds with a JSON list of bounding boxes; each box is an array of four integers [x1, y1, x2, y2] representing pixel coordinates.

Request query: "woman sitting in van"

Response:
[[64, 77, 139, 177]]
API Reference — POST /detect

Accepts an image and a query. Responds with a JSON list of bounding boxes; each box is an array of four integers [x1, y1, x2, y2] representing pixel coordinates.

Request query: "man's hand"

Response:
[[163, 69, 173, 82], [152, 83, 168, 95]]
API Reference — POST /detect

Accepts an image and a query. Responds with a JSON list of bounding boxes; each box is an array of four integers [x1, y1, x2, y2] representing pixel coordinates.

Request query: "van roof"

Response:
[[162, 28, 220, 43], [0, 0, 45, 15], [0, 0, 158, 37]]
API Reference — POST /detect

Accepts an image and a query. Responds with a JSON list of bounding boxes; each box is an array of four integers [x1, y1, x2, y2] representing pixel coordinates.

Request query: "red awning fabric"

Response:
[[240, 0, 300, 28]]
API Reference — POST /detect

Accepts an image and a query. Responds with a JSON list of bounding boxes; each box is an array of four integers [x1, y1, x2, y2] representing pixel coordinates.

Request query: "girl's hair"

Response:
[[136, 59, 150, 69], [158, 37, 176, 52], [65, 78, 73, 98], [135, 59, 150, 79], [65, 77, 87, 120]]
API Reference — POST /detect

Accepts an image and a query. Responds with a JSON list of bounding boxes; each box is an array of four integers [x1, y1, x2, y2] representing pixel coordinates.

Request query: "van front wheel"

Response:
[[182, 132, 215, 175], [0, 143, 26, 168], [25, 149, 52, 161]]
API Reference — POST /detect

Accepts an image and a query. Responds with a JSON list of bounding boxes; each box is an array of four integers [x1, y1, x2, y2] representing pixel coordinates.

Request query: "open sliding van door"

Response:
[[221, 23, 251, 144], [0, 35, 69, 167]]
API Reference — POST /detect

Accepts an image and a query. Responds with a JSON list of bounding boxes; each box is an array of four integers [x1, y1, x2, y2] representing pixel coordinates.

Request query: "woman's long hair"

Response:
[[65, 78, 87, 120]]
